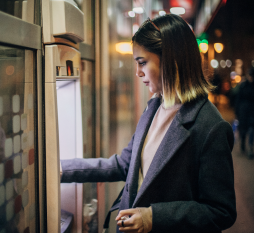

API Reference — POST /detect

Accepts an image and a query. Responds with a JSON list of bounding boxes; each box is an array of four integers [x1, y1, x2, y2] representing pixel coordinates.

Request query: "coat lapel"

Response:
[[128, 97, 161, 207], [132, 96, 208, 207]]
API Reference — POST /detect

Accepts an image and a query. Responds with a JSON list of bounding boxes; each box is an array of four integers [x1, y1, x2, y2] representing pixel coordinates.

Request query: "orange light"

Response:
[[214, 43, 224, 53], [116, 42, 133, 54], [199, 43, 208, 53], [235, 75, 241, 83]]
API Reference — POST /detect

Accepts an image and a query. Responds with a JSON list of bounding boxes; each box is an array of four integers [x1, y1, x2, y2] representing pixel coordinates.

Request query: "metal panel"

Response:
[[80, 43, 95, 61], [0, 11, 41, 50]]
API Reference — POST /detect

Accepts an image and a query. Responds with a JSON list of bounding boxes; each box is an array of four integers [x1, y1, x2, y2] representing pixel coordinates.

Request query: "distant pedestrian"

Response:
[[235, 67, 254, 158]]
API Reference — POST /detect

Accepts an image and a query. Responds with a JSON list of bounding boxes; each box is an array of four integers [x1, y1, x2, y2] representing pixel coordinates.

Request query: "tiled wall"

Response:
[[0, 46, 37, 233]]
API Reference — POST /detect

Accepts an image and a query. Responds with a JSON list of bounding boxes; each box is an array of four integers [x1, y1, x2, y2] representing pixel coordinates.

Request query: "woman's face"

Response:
[[133, 43, 162, 94]]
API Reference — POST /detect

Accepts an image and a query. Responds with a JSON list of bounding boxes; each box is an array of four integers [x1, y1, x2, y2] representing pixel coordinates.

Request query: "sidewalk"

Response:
[[215, 98, 254, 233]]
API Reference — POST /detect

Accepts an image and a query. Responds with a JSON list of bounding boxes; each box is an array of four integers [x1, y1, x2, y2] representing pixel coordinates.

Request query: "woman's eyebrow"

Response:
[[134, 57, 144, 61]]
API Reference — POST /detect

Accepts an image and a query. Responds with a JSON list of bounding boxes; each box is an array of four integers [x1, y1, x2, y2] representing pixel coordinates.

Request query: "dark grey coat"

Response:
[[61, 96, 236, 233]]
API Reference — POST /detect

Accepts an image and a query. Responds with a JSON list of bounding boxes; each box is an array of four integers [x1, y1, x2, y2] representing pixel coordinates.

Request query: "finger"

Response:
[[117, 219, 132, 227], [116, 208, 138, 220]]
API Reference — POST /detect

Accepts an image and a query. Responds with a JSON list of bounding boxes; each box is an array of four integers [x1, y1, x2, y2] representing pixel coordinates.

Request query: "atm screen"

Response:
[[56, 80, 77, 231]]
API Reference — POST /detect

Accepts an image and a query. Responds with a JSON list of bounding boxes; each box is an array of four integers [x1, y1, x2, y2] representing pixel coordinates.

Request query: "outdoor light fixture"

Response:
[[115, 42, 132, 54], [128, 11, 135, 17], [211, 59, 219, 68], [133, 7, 144, 14], [197, 39, 208, 53], [214, 43, 224, 53], [226, 59, 232, 67], [220, 60, 226, 68], [200, 43, 208, 53], [159, 10, 166, 16], [170, 7, 185, 15]]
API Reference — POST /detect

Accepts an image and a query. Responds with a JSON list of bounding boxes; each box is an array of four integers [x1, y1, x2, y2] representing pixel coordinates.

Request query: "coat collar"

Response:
[[130, 95, 208, 207]]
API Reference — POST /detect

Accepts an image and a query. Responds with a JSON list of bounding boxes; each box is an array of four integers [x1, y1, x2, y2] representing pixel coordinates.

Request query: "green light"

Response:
[[202, 39, 208, 45]]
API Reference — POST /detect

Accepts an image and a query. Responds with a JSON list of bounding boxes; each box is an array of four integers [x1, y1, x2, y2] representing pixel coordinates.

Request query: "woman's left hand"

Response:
[[116, 208, 144, 232], [116, 207, 152, 233]]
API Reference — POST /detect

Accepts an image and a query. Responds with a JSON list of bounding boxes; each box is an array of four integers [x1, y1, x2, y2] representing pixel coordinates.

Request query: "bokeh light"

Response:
[[170, 7, 185, 15], [235, 75, 241, 83], [128, 11, 135, 17], [200, 43, 208, 53], [159, 11, 166, 16], [133, 7, 144, 14], [214, 43, 224, 53], [116, 42, 132, 54], [226, 59, 232, 67], [220, 60, 226, 68], [211, 59, 219, 68], [230, 71, 236, 79]]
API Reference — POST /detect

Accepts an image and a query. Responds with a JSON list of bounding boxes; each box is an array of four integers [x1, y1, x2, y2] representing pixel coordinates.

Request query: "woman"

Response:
[[61, 14, 236, 233]]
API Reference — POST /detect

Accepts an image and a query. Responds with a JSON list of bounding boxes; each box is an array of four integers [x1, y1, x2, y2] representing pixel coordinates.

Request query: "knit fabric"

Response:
[[138, 103, 182, 191]]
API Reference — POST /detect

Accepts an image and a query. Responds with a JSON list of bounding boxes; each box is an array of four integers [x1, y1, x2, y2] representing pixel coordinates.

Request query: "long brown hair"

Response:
[[132, 14, 214, 107]]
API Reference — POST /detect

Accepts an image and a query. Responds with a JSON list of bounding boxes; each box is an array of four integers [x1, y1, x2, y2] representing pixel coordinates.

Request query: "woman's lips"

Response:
[[143, 81, 149, 86]]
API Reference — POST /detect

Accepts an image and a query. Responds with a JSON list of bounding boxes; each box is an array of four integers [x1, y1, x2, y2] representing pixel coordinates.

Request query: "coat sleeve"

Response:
[[151, 121, 237, 232], [61, 134, 135, 183]]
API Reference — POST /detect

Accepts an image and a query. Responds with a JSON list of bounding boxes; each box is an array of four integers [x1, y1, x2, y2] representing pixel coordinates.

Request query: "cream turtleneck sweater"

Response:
[[138, 102, 182, 191]]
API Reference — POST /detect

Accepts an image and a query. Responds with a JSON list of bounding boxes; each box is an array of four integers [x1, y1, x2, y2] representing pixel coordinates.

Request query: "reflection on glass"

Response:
[[0, 45, 37, 232], [0, 0, 26, 20], [80, 60, 98, 233]]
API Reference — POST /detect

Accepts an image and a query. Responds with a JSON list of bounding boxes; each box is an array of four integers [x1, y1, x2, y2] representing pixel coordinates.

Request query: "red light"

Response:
[[170, 0, 193, 8]]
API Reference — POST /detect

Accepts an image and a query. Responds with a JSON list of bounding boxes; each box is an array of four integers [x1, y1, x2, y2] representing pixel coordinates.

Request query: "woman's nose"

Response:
[[136, 67, 144, 78]]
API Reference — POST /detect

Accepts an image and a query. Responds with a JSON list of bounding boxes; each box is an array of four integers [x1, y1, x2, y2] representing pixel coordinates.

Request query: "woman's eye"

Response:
[[139, 62, 146, 66]]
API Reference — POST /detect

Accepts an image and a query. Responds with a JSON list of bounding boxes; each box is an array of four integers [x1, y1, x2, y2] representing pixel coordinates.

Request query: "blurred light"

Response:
[[214, 43, 224, 53], [128, 11, 135, 17], [226, 59, 232, 67], [115, 42, 133, 54], [235, 59, 243, 66], [230, 71, 236, 79], [252, 60, 254, 67], [133, 7, 144, 14], [159, 10, 166, 16], [220, 60, 226, 68], [107, 8, 112, 16], [133, 24, 139, 34], [214, 29, 222, 38], [202, 39, 208, 45], [222, 82, 231, 92], [199, 43, 208, 53], [211, 59, 219, 68], [235, 75, 241, 83], [170, 7, 185, 15], [119, 61, 123, 68]]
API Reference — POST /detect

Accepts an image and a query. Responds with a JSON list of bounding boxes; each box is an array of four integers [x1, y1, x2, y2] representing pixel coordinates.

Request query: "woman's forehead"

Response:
[[133, 43, 147, 58]]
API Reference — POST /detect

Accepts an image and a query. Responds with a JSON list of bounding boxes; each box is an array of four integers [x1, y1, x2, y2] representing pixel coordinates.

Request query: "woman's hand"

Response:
[[116, 207, 152, 233]]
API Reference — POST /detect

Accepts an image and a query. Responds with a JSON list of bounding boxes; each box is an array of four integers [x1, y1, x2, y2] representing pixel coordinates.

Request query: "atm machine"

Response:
[[42, 0, 89, 232]]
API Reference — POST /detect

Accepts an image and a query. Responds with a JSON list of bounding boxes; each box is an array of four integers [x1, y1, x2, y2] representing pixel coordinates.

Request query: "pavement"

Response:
[[217, 100, 254, 233]]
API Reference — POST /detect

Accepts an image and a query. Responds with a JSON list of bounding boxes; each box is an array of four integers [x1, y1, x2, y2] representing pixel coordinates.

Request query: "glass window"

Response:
[[80, 60, 98, 232], [0, 45, 37, 233], [0, 0, 35, 23]]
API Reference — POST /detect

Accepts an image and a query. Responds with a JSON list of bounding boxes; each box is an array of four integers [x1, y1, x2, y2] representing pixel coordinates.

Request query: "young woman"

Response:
[[61, 14, 236, 233]]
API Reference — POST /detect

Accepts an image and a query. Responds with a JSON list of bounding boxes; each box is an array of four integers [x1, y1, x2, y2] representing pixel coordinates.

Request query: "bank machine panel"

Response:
[[45, 44, 83, 233]]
